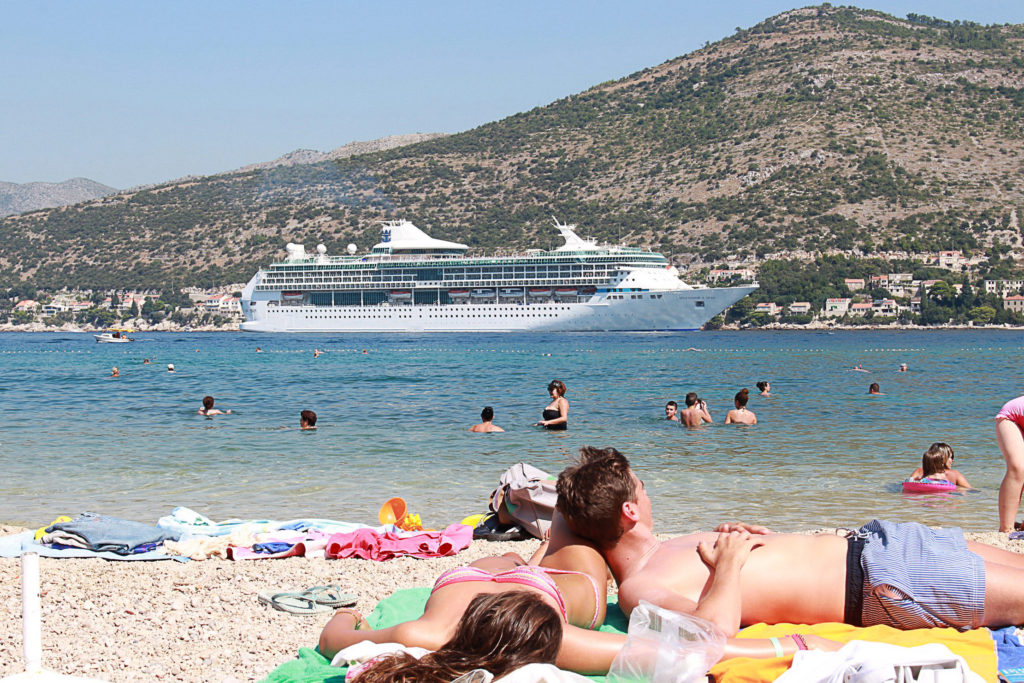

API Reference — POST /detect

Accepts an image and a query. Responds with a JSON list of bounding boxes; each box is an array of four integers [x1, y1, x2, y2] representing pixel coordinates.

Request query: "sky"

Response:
[[2, 1, 1023, 189]]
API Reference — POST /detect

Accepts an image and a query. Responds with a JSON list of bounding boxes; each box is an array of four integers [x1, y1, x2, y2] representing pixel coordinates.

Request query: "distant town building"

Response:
[[14, 300, 39, 312], [824, 298, 851, 317], [755, 302, 782, 316], [1004, 295, 1024, 314], [889, 273, 913, 283], [844, 278, 865, 291], [936, 251, 967, 270], [985, 279, 1024, 295], [910, 297, 922, 313], [872, 299, 898, 316], [708, 268, 756, 282], [848, 302, 874, 317], [787, 301, 812, 315], [870, 274, 890, 288]]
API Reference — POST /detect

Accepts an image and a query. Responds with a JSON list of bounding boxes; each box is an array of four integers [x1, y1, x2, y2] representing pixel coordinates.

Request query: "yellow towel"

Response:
[[34, 515, 72, 541], [709, 622, 996, 683]]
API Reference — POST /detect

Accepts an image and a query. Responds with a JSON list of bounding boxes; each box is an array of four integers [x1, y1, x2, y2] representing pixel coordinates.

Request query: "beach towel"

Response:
[[0, 531, 187, 562], [708, 622, 996, 683], [324, 524, 473, 561], [41, 512, 179, 554], [259, 587, 630, 683]]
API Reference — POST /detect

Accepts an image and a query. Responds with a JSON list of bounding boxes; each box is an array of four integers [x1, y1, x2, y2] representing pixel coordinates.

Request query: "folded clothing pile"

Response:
[[41, 512, 180, 555]]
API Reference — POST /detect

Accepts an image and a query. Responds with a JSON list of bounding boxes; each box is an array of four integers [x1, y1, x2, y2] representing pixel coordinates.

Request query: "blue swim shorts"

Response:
[[856, 519, 985, 630]]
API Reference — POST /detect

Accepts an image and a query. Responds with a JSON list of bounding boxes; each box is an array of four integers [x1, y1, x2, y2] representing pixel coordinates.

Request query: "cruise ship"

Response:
[[239, 220, 756, 332]]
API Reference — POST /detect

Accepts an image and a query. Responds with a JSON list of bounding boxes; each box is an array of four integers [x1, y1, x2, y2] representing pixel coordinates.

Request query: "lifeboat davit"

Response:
[[471, 288, 495, 299]]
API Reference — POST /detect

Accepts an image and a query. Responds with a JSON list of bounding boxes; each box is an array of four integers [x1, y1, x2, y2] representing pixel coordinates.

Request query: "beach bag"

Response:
[[489, 463, 558, 539]]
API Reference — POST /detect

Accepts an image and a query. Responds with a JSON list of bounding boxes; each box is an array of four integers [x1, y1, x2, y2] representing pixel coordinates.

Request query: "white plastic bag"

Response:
[[607, 601, 726, 683]]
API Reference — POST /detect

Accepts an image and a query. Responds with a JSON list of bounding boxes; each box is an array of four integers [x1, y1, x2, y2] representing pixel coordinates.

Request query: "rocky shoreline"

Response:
[[0, 527, 1019, 682]]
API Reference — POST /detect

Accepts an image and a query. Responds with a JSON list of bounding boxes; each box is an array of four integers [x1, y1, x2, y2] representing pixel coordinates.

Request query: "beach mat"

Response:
[[710, 622, 997, 682], [261, 589, 1000, 682], [260, 586, 628, 683]]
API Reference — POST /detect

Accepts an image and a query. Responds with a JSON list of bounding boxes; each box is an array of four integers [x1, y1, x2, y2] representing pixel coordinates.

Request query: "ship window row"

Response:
[[268, 254, 664, 271], [269, 306, 573, 313]]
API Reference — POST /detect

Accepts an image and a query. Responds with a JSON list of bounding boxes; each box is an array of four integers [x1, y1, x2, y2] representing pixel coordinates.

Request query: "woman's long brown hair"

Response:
[[354, 591, 562, 682]]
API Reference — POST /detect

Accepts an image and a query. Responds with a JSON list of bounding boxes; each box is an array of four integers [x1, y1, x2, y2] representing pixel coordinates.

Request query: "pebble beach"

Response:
[[1, 527, 1021, 682]]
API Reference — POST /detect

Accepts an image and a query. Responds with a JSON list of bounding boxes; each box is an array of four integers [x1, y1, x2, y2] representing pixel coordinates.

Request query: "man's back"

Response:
[[618, 531, 848, 628]]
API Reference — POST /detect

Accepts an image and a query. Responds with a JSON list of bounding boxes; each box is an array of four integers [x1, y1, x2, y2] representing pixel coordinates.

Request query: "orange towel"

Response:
[[709, 622, 996, 683]]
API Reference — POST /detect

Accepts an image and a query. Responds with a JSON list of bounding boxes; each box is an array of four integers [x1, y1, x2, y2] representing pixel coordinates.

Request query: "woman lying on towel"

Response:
[[318, 516, 841, 678]]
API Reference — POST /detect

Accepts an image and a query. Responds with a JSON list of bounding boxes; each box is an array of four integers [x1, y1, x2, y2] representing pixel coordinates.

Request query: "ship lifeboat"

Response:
[[554, 287, 577, 298], [528, 287, 553, 298], [499, 288, 523, 298], [471, 288, 495, 299], [388, 290, 412, 302], [448, 289, 470, 300]]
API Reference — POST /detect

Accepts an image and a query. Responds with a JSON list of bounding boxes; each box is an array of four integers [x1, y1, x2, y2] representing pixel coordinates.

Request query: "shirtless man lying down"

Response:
[[555, 446, 1024, 636]]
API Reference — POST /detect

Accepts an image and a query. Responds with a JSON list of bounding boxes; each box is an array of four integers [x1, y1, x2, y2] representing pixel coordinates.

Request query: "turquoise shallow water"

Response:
[[1, 330, 1021, 533]]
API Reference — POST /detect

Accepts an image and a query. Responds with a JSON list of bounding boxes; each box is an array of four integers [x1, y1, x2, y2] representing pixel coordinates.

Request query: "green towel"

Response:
[[260, 587, 628, 683]]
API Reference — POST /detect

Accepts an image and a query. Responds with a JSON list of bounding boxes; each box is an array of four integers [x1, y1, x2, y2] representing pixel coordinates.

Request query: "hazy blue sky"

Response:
[[3, 1, 1022, 189]]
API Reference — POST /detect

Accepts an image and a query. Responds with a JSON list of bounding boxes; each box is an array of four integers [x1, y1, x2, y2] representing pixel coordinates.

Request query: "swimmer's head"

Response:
[[202, 396, 215, 410], [167, 364, 175, 371], [922, 442, 954, 477], [300, 409, 317, 428], [734, 388, 749, 408], [756, 381, 769, 392], [869, 382, 880, 394], [481, 406, 494, 422], [684, 392, 699, 407], [547, 379, 566, 397]]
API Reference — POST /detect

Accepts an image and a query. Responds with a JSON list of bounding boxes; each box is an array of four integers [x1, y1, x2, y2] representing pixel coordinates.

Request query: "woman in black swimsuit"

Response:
[[538, 379, 568, 430]]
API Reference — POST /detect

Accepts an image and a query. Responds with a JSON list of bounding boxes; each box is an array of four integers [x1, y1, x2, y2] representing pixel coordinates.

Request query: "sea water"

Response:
[[1, 330, 1021, 533]]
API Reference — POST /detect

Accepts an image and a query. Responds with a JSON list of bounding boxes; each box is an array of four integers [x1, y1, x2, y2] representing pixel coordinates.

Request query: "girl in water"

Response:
[[538, 379, 569, 430], [725, 388, 757, 425], [756, 381, 771, 397], [908, 442, 971, 488]]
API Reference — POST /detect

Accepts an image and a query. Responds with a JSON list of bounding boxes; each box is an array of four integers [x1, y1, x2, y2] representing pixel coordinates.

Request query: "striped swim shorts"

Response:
[[856, 519, 985, 630]]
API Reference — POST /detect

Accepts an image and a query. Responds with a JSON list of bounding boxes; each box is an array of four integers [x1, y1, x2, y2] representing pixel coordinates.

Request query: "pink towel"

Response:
[[228, 529, 331, 560], [325, 523, 473, 561]]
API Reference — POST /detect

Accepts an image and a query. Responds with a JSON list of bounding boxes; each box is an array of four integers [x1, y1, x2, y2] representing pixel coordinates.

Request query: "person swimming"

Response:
[[756, 380, 771, 397], [664, 401, 679, 422], [198, 395, 231, 416], [868, 382, 883, 395], [300, 409, 317, 430], [724, 388, 756, 425], [470, 406, 504, 433], [537, 380, 568, 430], [110, 366, 119, 377], [909, 442, 971, 488]]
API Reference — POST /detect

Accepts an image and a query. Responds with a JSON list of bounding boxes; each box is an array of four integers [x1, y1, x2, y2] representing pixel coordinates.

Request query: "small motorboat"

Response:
[[94, 328, 135, 343]]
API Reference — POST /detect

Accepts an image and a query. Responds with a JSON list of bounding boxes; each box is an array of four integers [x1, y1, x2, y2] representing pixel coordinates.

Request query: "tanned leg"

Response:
[[997, 418, 1024, 532]]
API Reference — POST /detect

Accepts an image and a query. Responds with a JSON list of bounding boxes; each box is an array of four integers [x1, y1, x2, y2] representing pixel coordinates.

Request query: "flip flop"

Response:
[[258, 591, 333, 615], [302, 585, 358, 608]]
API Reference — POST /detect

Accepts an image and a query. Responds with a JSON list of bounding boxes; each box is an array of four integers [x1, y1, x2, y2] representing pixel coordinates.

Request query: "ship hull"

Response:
[[239, 286, 755, 333]]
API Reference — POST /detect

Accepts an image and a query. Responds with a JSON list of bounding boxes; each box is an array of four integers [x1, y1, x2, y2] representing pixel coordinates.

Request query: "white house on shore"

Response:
[[824, 298, 851, 317]]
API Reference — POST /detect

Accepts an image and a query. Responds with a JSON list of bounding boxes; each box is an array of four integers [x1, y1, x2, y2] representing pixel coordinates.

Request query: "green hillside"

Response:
[[2, 5, 1022, 291]]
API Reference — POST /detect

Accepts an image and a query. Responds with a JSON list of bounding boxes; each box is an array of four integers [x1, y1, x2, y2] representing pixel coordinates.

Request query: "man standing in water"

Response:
[[680, 392, 712, 427], [556, 447, 1024, 635]]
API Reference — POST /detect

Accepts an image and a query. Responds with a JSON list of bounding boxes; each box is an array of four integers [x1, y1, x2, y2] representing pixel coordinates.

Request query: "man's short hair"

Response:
[[481, 406, 494, 421], [300, 409, 317, 426], [556, 446, 635, 548], [665, 401, 677, 409], [685, 392, 699, 406]]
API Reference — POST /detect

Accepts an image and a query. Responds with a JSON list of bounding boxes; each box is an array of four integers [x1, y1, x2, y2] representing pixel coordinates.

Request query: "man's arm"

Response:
[[691, 531, 762, 635]]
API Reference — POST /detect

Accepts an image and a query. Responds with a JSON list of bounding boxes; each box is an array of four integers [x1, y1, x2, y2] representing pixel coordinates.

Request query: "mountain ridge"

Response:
[[0, 177, 116, 218], [2, 5, 1022, 290]]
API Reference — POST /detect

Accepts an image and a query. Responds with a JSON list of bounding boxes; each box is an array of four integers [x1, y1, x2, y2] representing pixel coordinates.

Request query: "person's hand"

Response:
[[697, 530, 763, 572], [714, 522, 772, 535], [802, 635, 843, 652]]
